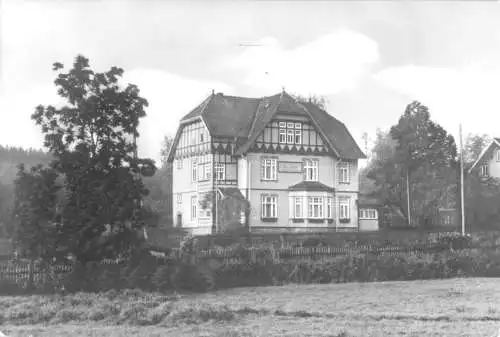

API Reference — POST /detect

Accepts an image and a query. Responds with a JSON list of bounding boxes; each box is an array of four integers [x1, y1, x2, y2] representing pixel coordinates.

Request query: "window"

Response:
[[197, 162, 212, 181], [327, 197, 333, 219], [261, 194, 278, 218], [304, 159, 319, 181], [205, 164, 211, 180], [191, 159, 197, 182], [497, 150, 500, 162], [261, 158, 277, 181], [338, 162, 350, 184], [214, 163, 225, 180], [279, 129, 287, 144], [480, 164, 489, 177], [191, 196, 197, 220], [308, 197, 323, 218], [294, 197, 303, 218], [177, 159, 183, 169], [294, 130, 302, 144], [360, 208, 377, 220], [200, 133, 204, 143], [177, 194, 182, 204], [339, 197, 350, 219], [278, 121, 302, 145]]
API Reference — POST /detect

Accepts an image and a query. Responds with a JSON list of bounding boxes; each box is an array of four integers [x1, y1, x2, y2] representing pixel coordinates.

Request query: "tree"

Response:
[[292, 94, 328, 109], [12, 164, 60, 260], [367, 102, 458, 227], [463, 133, 492, 170], [159, 135, 174, 169], [31, 55, 156, 264], [142, 134, 174, 227]]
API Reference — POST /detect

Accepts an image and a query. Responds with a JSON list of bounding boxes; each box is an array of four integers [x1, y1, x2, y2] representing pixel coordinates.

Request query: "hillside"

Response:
[[0, 145, 52, 186]]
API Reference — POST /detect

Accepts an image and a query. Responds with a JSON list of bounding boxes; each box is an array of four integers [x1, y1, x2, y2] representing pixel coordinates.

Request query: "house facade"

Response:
[[469, 138, 500, 179], [167, 91, 366, 235]]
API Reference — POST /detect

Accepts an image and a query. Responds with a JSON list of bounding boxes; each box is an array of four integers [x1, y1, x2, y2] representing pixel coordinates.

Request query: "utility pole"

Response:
[[407, 169, 411, 227], [459, 123, 465, 235]]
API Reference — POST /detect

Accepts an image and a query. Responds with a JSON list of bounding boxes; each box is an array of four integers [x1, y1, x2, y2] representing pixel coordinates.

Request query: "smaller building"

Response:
[[469, 138, 500, 179], [357, 195, 381, 231]]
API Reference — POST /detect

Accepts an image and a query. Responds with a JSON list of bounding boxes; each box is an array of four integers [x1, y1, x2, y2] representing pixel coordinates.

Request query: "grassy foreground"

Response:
[[1, 278, 500, 337]]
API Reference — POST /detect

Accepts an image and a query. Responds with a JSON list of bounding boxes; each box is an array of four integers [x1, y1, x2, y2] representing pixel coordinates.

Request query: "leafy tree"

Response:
[[463, 133, 492, 169], [12, 164, 60, 260], [31, 55, 156, 264], [142, 134, 174, 226], [292, 94, 328, 109], [367, 102, 458, 227]]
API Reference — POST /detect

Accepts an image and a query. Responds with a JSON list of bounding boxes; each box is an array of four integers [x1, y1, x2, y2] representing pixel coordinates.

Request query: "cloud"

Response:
[[229, 29, 379, 96], [374, 64, 500, 141], [123, 69, 232, 163]]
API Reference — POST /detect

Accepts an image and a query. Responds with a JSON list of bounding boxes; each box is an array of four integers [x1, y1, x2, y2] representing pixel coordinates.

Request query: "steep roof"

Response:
[[172, 91, 365, 160]]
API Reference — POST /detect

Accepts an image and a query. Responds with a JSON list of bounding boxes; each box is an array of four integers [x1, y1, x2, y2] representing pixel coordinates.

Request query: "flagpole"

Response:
[[459, 123, 465, 235]]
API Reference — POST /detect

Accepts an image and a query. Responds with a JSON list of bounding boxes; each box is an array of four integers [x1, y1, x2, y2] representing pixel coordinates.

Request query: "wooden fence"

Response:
[[1, 241, 477, 286]]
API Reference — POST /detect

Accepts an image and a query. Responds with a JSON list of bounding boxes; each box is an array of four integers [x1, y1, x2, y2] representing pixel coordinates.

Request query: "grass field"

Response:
[[1, 278, 500, 337]]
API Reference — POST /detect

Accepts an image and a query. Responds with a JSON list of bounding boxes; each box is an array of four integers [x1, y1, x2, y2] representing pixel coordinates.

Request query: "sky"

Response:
[[1, 1, 500, 165]]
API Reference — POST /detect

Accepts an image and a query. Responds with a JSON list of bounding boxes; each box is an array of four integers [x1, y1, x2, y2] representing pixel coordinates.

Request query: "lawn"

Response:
[[1, 278, 500, 337]]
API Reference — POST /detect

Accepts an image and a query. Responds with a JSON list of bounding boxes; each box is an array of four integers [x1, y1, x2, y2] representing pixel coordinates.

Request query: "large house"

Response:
[[167, 90, 366, 235], [469, 138, 500, 178]]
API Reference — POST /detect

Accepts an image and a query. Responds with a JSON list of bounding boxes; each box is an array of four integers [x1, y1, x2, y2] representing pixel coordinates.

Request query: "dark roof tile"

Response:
[[288, 181, 335, 192]]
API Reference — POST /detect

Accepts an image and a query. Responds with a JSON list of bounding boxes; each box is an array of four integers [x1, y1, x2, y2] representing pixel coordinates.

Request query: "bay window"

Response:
[[308, 197, 323, 218], [294, 197, 303, 218]]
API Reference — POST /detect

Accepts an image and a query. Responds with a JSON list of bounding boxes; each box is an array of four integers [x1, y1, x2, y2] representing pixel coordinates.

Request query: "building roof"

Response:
[[468, 138, 500, 172], [169, 91, 365, 161], [288, 181, 335, 192], [218, 187, 247, 200]]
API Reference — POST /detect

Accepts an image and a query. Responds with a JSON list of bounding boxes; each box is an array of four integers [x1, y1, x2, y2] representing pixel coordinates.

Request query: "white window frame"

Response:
[[304, 159, 319, 181], [294, 123, 302, 129], [279, 129, 286, 144], [177, 159, 183, 169], [326, 197, 333, 219], [308, 196, 323, 218], [262, 158, 277, 181], [339, 197, 350, 220], [261, 194, 278, 218], [286, 129, 294, 144], [191, 196, 197, 220], [294, 129, 302, 145], [214, 163, 225, 181], [176, 194, 182, 204], [294, 197, 303, 218], [339, 162, 350, 184], [191, 159, 197, 182], [480, 164, 489, 177], [205, 164, 211, 181], [360, 208, 377, 220], [279, 122, 286, 128]]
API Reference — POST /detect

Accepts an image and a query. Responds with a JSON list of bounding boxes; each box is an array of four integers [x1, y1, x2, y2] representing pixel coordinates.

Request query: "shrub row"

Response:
[[2, 246, 500, 296]]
